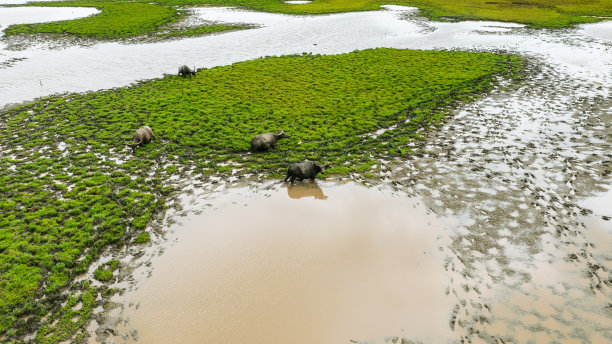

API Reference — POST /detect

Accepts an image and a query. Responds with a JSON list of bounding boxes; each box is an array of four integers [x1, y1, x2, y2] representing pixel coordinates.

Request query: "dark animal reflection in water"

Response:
[[286, 182, 328, 200]]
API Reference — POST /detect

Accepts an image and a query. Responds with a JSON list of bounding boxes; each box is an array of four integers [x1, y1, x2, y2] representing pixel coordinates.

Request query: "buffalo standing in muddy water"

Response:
[[129, 126, 156, 152], [284, 161, 325, 183], [178, 65, 196, 77], [250, 130, 290, 152]]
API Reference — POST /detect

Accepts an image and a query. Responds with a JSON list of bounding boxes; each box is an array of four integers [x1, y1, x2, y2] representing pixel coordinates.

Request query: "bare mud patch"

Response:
[[95, 182, 457, 344]]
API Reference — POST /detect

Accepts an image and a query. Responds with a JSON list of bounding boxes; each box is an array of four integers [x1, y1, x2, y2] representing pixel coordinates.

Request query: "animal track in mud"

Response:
[[390, 60, 611, 343]]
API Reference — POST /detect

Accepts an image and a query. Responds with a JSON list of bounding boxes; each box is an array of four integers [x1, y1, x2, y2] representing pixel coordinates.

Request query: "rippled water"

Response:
[[1, 5, 611, 108], [1, 4, 611, 344], [0, 6, 99, 92]]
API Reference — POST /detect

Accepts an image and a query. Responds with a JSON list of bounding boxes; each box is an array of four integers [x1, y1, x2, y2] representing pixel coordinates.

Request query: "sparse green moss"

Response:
[[34, 281, 98, 343], [156, 23, 246, 38], [93, 260, 119, 282], [134, 232, 151, 244]]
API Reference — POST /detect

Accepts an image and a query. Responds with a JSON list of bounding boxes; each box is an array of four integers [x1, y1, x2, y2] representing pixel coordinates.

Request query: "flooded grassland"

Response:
[[0, 3, 611, 344], [0, 47, 520, 344]]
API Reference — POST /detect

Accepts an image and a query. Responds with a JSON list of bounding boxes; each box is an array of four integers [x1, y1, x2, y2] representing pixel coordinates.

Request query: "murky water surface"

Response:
[[108, 183, 455, 344], [1, 4, 611, 344]]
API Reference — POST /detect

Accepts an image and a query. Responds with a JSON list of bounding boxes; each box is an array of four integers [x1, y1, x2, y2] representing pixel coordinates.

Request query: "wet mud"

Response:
[[385, 60, 612, 342]]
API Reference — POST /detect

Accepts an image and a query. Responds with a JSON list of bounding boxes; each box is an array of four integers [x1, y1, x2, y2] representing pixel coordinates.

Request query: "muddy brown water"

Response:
[[107, 182, 456, 344]]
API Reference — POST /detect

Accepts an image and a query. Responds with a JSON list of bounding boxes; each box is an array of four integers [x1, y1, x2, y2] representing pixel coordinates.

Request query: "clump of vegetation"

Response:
[[156, 23, 246, 38], [134, 232, 151, 244], [93, 260, 120, 282], [34, 281, 99, 343], [0, 48, 523, 342]]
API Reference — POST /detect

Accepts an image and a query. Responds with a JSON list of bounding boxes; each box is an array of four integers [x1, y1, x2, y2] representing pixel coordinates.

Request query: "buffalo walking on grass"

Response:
[[250, 130, 290, 152], [129, 126, 156, 152], [178, 65, 196, 77]]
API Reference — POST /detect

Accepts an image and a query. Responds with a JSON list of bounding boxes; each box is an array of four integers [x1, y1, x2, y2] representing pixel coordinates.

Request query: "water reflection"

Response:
[[285, 181, 328, 200]]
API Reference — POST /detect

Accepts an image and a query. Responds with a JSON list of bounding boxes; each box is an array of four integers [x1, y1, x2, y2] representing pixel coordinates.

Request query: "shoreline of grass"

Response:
[[2, 1, 179, 39], [1, 0, 610, 42], [0, 48, 524, 342]]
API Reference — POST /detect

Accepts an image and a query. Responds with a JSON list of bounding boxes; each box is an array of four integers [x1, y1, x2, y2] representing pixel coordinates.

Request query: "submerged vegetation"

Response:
[[0, 48, 523, 342]]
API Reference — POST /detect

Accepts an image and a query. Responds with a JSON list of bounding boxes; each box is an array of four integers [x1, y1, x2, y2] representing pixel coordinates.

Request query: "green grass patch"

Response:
[[33, 281, 99, 344], [3, 1, 179, 38], [0, 48, 523, 341], [93, 260, 119, 282], [1, 0, 247, 40], [133, 232, 151, 244]]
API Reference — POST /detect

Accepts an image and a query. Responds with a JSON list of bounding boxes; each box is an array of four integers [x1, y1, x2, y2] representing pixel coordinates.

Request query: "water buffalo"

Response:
[[129, 126, 155, 152], [178, 65, 196, 77], [250, 130, 290, 152], [284, 161, 325, 183]]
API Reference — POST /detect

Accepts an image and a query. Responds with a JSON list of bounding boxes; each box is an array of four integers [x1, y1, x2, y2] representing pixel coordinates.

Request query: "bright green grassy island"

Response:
[[2, 1, 244, 39], [0, 48, 522, 342], [3, 1, 178, 38]]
